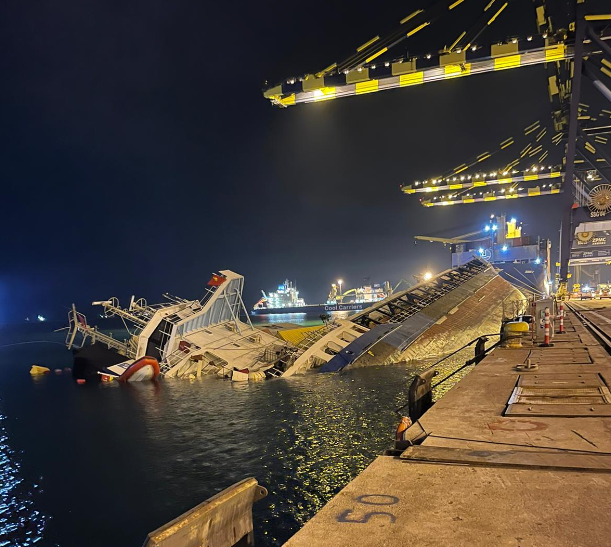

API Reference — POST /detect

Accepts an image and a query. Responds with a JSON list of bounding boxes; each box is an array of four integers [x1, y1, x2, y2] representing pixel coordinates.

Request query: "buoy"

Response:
[[64, 367, 71, 373], [54, 369, 62, 374], [30, 365, 51, 376], [395, 416, 412, 441], [100, 375, 110, 382], [76, 379, 86, 385]]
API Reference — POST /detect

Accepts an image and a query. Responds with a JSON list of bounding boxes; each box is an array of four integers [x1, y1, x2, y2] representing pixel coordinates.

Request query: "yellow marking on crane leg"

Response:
[[494, 54, 521, 70], [444, 63, 471, 77], [312, 87, 336, 102], [399, 72, 424, 86], [407, 22, 430, 37], [279, 94, 296, 106], [585, 15, 611, 21], [545, 44, 566, 61], [487, 2, 507, 25], [357, 36, 380, 52], [366, 48, 388, 63], [355, 80, 379, 95], [400, 10, 423, 24], [449, 31, 466, 51], [449, 0, 466, 10], [315, 63, 337, 78], [524, 125, 541, 136]]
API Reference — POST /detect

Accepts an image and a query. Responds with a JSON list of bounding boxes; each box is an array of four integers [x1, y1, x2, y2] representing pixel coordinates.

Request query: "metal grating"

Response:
[[506, 374, 611, 416], [518, 387, 607, 397], [350, 258, 489, 328], [516, 396, 608, 405]]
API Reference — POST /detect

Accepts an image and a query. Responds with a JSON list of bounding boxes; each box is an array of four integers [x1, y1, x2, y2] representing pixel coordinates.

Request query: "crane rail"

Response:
[[567, 303, 611, 356]]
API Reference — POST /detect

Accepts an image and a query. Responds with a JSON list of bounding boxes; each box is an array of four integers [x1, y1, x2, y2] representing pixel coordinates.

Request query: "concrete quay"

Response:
[[284, 307, 611, 547]]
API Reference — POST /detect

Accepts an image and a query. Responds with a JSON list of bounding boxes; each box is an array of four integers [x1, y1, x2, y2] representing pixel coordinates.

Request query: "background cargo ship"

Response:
[[251, 279, 391, 315], [418, 214, 551, 296]]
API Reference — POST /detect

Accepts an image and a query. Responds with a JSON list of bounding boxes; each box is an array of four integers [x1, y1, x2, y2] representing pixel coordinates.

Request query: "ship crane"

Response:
[[262, 0, 611, 294], [414, 228, 487, 245]]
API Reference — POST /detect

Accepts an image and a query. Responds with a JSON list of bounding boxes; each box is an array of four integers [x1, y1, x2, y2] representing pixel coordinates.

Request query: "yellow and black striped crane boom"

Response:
[[265, 40, 571, 107]]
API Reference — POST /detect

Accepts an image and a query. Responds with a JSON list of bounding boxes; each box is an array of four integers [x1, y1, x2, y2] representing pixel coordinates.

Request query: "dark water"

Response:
[[0, 319, 473, 547]]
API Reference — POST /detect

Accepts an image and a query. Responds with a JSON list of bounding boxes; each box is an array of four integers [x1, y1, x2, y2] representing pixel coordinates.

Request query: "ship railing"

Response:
[[159, 340, 204, 375], [296, 321, 342, 352], [353, 258, 488, 327], [66, 306, 133, 356]]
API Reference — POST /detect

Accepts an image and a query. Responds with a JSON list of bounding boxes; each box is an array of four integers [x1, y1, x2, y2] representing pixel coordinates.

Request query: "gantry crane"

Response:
[[263, 0, 611, 294]]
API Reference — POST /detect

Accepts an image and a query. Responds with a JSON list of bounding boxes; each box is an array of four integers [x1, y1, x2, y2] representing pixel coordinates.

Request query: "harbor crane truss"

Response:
[[263, 0, 611, 288]]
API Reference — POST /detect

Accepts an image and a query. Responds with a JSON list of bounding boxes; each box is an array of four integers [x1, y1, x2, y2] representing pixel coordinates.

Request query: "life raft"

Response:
[[119, 357, 161, 382]]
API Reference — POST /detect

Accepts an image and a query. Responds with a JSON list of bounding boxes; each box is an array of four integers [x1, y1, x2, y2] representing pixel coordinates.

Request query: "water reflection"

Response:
[[0, 324, 475, 547], [0, 414, 48, 546]]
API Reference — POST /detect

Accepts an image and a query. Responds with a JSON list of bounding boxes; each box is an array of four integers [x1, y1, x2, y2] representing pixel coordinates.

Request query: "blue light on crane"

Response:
[[535, 257, 541, 264], [502, 245, 508, 251], [484, 225, 490, 232], [478, 248, 484, 255], [492, 224, 498, 231]]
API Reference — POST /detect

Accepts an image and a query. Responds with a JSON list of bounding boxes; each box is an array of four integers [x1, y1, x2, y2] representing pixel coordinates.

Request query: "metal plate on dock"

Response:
[[514, 396, 608, 404], [506, 404, 611, 417], [506, 374, 611, 416], [527, 348, 592, 364], [517, 373, 603, 388]]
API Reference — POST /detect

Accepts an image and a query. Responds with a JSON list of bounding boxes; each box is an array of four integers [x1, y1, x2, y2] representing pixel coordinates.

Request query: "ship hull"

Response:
[[317, 262, 525, 372], [494, 262, 547, 295]]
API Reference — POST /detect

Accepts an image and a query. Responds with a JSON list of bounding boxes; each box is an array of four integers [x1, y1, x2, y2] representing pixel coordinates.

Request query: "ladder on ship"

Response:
[[291, 321, 342, 358]]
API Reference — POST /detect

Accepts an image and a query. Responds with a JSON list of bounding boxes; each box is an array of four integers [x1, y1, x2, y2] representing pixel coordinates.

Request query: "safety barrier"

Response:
[[142, 478, 267, 547]]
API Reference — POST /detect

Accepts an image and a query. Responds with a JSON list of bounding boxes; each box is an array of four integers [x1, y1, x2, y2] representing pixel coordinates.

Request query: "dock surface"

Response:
[[284, 304, 611, 546]]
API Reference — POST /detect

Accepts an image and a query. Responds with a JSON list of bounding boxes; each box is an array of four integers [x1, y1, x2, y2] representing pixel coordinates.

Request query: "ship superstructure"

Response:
[[66, 271, 294, 380], [253, 280, 305, 311], [252, 279, 390, 315], [417, 214, 551, 296], [327, 282, 390, 304]]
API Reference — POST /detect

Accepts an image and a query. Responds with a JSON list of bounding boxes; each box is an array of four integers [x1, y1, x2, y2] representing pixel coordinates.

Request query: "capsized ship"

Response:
[[280, 258, 525, 375], [252, 279, 391, 315], [66, 271, 296, 382]]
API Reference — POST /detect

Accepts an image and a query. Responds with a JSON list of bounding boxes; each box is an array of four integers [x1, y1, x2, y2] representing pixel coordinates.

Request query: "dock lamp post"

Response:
[[337, 279, 343, 303]]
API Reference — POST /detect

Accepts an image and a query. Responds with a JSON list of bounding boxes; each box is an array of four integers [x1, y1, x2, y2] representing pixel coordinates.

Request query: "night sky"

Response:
[[0, 0, 570, 324]]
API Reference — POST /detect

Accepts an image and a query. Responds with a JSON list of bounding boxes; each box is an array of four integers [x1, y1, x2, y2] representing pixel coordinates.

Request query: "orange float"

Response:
[[118, 356, 160, 382]]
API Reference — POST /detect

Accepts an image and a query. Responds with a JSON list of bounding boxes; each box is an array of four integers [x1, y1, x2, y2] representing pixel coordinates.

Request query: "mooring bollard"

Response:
[[558, 302, 564, 334], [540, 307, 553, 347]]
